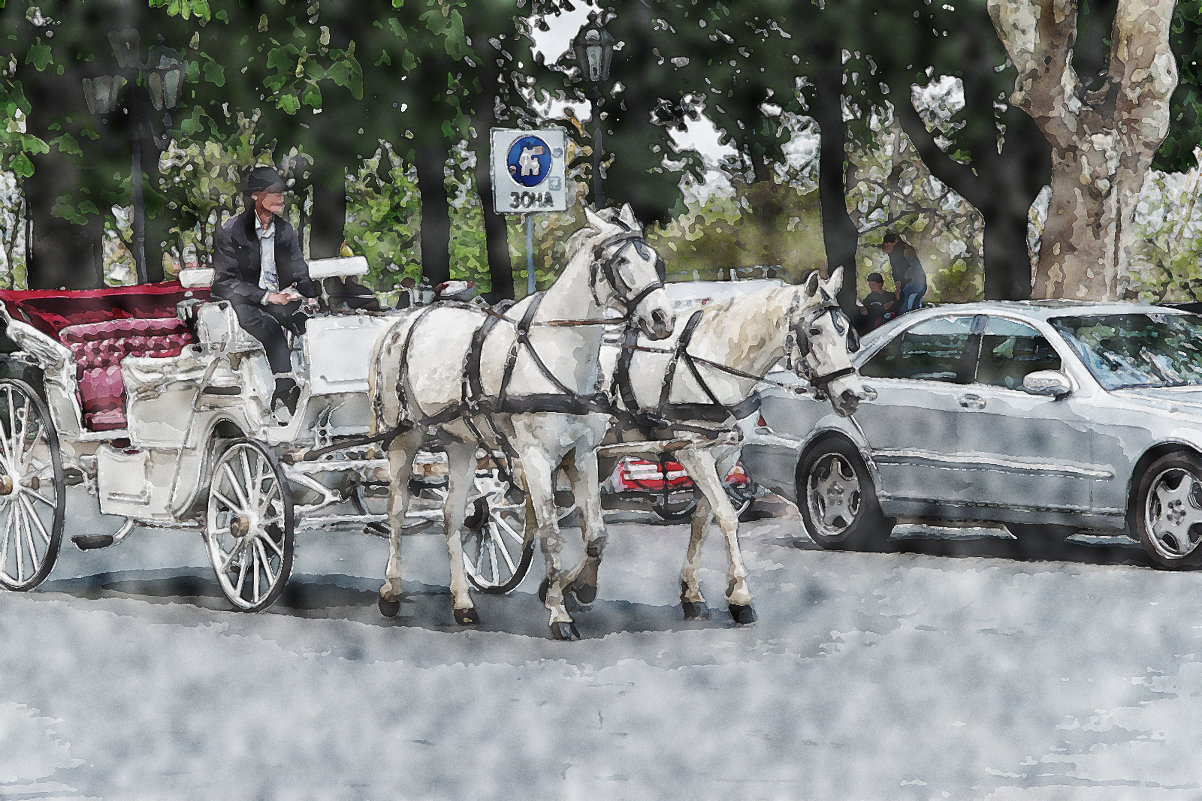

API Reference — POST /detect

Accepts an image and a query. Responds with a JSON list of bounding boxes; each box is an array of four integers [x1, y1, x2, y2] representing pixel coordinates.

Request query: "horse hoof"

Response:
[[729, 604, 757, 625], [454, 607, 479, 626], [550, 622, 581, 641], [571, 583, 597, 604], [682, 600, 711, 620], [538, 579, 549, 603], [378, 595, 401, 618]]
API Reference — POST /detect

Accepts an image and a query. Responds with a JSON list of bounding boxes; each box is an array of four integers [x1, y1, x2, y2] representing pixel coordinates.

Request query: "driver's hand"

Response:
[[265, 291, 293, 305]]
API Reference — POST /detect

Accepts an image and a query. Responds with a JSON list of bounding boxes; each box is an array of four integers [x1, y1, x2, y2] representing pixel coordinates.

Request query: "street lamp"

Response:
[[572, 11, 615, 209], [82, 31, 186, 284]]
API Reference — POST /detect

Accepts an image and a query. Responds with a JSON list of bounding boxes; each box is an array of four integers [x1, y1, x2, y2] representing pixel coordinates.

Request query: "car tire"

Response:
[[797, 438, 894, 551], [1135, 452, 1202, 569]]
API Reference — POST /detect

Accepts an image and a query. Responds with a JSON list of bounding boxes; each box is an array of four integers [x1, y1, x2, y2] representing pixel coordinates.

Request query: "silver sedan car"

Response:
[[740, 301, 1202, 568]]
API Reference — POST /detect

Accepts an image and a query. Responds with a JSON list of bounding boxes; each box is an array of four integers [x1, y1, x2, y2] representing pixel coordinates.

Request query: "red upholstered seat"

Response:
[[0, 282, 204, 432], [59, 317, 196, 431]]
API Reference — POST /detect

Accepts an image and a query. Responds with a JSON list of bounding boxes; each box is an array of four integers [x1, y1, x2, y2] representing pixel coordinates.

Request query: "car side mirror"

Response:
[[1023, 370, 1073, 398]]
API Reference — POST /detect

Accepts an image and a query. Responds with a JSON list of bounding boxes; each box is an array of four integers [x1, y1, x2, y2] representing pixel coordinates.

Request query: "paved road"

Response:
[[3, 492, 1202, 800]]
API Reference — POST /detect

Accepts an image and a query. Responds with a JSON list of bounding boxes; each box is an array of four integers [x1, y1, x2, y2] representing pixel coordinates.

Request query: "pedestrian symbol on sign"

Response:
[[507, 136, 552, 187]]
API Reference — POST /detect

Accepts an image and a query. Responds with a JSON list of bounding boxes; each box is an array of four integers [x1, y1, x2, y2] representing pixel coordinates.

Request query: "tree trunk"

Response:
[[470, 50, 514, 303], [415, 142, 452, 287], [989, 0, 1178, 299], [812, 53, 860, 312]]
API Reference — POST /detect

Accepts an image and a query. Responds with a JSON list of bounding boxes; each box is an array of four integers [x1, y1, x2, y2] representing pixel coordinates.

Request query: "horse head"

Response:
[[583, 205, 674, 341], [789, 267, 865, 416]]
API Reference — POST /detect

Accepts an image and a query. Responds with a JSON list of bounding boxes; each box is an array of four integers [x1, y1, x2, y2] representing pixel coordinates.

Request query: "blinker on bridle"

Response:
[[788, 298, 859, 393], [589, 229, 664, 317]]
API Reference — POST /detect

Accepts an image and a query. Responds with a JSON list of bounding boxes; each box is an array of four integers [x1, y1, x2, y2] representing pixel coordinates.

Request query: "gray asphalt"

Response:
[[2, 491, 1201, 800]]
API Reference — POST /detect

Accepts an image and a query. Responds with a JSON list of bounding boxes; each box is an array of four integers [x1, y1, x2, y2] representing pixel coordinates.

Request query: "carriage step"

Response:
[[200, 385, 241, 396], [72, 534, 115, 551]]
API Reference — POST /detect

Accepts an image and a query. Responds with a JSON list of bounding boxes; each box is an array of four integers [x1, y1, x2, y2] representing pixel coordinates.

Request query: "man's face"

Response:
[[253, 187, 285, 218], [881, 240, 896, 255], [868, 280, 884, 292]]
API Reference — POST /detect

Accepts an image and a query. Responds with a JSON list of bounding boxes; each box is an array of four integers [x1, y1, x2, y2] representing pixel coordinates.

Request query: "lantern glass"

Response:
[[82, 74, 126, 117], [147, 45, 185, 111], [573, 14, 615, 83]]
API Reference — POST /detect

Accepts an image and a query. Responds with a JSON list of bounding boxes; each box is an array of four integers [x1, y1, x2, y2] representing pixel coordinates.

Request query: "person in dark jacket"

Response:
[[212, 165, 315, 417], [855, 271, 897, 334], [882, 231, 927, 313]]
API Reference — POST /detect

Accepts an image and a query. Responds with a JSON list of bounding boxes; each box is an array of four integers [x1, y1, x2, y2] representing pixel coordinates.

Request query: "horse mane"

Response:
[[690, 284, 804, 367]]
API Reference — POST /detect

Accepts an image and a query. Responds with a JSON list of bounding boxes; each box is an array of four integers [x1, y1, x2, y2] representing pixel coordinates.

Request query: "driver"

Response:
[[212, 165, 316, 418]]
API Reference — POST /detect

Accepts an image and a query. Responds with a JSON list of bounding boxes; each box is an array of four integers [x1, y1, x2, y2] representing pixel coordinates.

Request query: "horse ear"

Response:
[[584, 206, 607, 231], [826, 266, 845, 294], [803, 269, 821, 297], [619, 203, 638, 228]]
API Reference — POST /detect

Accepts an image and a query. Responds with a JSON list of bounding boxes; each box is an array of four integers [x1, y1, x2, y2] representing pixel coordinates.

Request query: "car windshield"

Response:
[[1050, 312, 1202, 389]]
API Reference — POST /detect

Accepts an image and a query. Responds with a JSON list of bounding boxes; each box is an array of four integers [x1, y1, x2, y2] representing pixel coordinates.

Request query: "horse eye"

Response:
[[808, 327, 822, 337]]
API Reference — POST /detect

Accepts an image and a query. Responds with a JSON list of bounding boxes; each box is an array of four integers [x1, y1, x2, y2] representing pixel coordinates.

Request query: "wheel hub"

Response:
[[0, 475, 13, 496], [230, 515, 251, 538]]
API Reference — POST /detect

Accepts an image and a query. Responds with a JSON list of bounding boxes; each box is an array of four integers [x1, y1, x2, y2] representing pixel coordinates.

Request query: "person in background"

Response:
[[212, 165, 316, 419], [881, 231, 927, 313], [855, 271, 897, 334]]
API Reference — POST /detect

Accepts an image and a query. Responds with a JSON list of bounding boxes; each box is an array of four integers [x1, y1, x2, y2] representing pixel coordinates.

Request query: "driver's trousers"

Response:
[[230, 300, 308, 376]]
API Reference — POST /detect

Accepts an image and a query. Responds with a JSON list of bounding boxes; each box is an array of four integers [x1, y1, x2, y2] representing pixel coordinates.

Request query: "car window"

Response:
[[974, 317, 1062, 390], [860, 315, 975, 382], [1052, 312, 1202, 389]]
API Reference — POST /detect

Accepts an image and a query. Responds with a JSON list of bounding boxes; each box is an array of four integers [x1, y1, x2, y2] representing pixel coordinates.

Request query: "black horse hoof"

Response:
[[550, 621, 581, 641], [729, 604, 758, 625], [572, 584, 597, 604], [378, 595, 401, 618], [538, 579, 549, 603], [682, 600, 711, 620], [454, 607, 480, 626]]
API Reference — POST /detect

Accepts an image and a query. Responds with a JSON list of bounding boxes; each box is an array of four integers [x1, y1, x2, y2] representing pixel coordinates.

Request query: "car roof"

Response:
[[897, 299, 1188, 322]]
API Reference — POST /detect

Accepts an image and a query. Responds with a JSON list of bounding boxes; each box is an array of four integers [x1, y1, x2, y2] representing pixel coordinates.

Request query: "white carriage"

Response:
[[0, 258, 529, 611]]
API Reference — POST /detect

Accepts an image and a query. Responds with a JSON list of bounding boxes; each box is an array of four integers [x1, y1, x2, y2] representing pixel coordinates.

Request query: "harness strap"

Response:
[[499, 293, 544, 406], [658, 309, 700, 413]]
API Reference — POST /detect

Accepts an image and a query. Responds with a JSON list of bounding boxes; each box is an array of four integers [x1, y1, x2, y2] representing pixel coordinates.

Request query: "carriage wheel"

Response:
[[0, 379, 65, 592], [461, 473, 534, 594], [204, 439, 295, 612]]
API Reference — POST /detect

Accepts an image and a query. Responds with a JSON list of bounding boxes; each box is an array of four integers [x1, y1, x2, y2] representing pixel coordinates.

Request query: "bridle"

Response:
[[585, 225, 666, 323], [787, 290, 860, 396]]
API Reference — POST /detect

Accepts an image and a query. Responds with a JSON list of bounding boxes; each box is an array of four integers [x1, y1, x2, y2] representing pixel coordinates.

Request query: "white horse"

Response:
[[368, 204, 674, 640], [561, 267, 864, 622]]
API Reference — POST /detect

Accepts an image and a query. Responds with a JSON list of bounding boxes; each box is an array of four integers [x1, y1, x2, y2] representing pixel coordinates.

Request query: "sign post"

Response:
[[491, 128, 568, 296]]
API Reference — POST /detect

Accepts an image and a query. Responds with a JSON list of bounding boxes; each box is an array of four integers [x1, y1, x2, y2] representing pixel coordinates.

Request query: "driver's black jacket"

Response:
[[211, 209, 316, 306]]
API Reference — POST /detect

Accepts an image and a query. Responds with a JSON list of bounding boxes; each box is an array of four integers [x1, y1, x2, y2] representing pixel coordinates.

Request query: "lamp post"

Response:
[[82, 31, 186, 284], [573, 11, 615, 209]]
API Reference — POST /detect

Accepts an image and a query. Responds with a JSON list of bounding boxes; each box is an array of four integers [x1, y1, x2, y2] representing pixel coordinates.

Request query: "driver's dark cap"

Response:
[[245, 166, 286, 194]]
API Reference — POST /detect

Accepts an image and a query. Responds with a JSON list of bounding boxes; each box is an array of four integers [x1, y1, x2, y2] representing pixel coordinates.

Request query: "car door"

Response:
[[854, 314, 980, 508], [950, 314, 1097, 513]]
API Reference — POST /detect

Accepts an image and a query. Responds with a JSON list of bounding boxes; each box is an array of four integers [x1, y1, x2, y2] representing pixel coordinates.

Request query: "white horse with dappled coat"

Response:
[[553, 267, 865, 623], [368, 205, 674, 640]]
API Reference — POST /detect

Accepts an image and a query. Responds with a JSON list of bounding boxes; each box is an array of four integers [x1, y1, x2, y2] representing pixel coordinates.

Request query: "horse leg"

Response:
[[679, 491, 714, 620], [674, 446, 756, 624], [521, 445, 579, 640], [442, 439, 480, 625], [558, 448, 606, 606], [379, 428, 422, 617]]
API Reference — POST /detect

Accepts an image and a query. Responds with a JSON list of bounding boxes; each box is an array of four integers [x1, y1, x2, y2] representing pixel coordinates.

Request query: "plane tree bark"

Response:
[[989, 0, 1178, 299]]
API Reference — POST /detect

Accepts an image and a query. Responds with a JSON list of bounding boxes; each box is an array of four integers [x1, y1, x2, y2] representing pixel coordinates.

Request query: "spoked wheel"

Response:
[[461, 472, 534, 594], [1136, 453, 1202, 569], [798, 438, 894, 551], [205, 439, 295, 611], [0, 380, 65, 591]]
